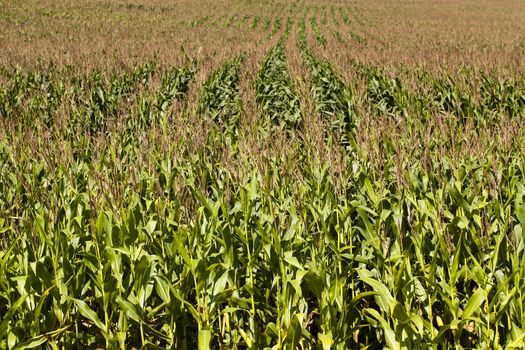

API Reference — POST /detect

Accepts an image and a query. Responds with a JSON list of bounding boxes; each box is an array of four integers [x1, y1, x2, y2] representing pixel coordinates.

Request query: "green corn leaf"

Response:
[[0, 294, 28, 336], [358, 270, 395, 313], [462, 288, 485, 320], [153, 275, 172, 304], [115, 296, 141, 323], [365, 308, 400, 350], [70, 298, 106, 332], [13, 326, 69, 350]]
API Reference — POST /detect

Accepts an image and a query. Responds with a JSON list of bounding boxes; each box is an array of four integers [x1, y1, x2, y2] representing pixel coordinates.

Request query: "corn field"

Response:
[[1, 0, 525, 349]]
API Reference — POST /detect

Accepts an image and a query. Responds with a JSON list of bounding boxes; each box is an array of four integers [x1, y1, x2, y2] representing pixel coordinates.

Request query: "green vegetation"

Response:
[[298, 14, 355, 149], [2, 0, 525, 349], [339, 7, 351, 26], [330, 6, 339, 26], [310, 8, 327, 48], [198, 56, 243, 134], [262, 17, 271, 31], [267, 17, 282, 40], [251, 15, 260, 29], [256, 42, 301, 129]]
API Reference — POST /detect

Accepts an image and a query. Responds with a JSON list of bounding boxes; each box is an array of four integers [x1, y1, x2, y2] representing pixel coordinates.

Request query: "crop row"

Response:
[[0, 55, 525, 350], [255, 42, 301, 129], [197, 56, 244, 133], [0, 61, 198, 134], [297, 13, 355, 150], [309, 8, 327, 48], [1, 63, 524, 136]]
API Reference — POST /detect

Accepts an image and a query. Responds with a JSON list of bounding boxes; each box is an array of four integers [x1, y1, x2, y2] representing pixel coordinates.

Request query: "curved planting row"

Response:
[[330, 5, 339, 26], [266, 17, 282, 40], [129, 61, 197, 130], [320, 5, 328, 26], [197, 55, 244, 133], [337, 7, 366, 44], [297, 15, 355, 149], [338, 6, 351, 26], [256, 42, 301, 129], [310, 7, 327, 48]]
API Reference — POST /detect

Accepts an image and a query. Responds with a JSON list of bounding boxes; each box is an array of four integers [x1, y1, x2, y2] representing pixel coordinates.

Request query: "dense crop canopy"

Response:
[[1, 0, 525, 348]]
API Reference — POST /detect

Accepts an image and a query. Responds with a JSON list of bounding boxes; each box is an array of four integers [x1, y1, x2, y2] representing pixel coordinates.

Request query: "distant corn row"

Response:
[[320, 5, 328, 26], [0, 61, 522, 134], [0, 62, 156, 131], [255, 42, 302, 129], [157, 63, 196, 109], [330, 5, 339, 26], [267, 17, 282, 40], [338, 6, 351, 26], [335, 6, 366, 44], [197, 55, 244, 133], [310, 7, 327, 48], [298, 14, 355, 149]]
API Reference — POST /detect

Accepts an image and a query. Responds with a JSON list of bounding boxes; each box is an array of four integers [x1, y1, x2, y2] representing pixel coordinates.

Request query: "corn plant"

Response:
[[267, 17, 282, 40], [197, 55, 244, 134], [357, 65, 410, 117], [321, 5, 328, 26], [251, 16, 260, 29], [256, 42, 302, 129], [262, 17, 271, 31], [330, 6, 339, 26], [3, 7, 525, 349], [298, 16, 355, 149], [157, 63, 196, 107], [310, 7, 327, 48], [339, 7, 351, 26]]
